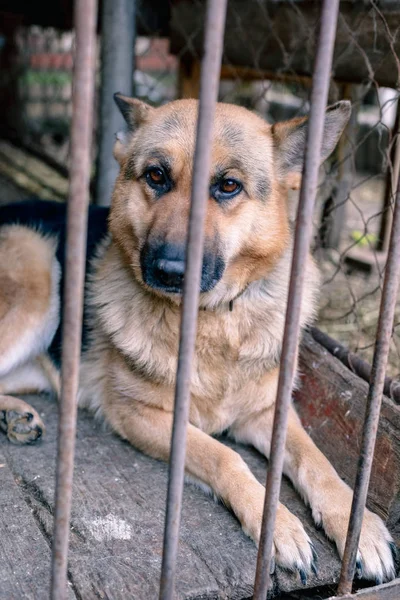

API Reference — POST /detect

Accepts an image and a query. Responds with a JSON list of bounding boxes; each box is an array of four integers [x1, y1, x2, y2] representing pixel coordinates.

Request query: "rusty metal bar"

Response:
[[158, 0, 227, 598], [337, 171, 400, 594], [376, 102, 400, 253], [253, 1, 341, 597], [50, 0, 98, 598]]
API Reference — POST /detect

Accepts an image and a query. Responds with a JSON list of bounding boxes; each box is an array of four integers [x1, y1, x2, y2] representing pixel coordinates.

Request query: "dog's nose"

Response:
[[153, 258, 185, 289], [141, 242, 187, 293], [141, 240, 225, 294]]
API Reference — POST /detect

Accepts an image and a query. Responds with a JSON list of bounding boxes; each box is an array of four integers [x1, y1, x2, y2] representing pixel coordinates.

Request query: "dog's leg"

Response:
[[103, 399, 315, 578], [0, 225, 61, 443], [232, 403, 396, 583]]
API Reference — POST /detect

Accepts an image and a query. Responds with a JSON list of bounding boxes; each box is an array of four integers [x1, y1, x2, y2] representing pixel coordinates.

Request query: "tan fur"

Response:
[[0, 98, 395, 583], [0, 226, 59, 366], [0, 226, 60, 442]]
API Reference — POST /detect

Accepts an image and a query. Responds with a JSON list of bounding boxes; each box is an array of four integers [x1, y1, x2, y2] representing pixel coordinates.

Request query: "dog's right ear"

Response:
[[113, 93, 153, 163], [272, 101, 351, 179]]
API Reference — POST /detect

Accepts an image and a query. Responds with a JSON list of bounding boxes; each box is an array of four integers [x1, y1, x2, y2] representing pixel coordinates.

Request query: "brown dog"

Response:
[[0, 96, 396, 584]]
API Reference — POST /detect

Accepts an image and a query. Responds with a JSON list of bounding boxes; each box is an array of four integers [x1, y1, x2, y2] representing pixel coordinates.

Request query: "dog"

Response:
[[0, 95, 397, 585]]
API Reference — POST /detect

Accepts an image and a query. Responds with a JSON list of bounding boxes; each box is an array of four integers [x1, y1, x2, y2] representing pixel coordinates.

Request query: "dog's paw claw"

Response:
[[299, 568, 307, 585], [389, 542, 399, 566], [269, 556, 275, 575], [356, 558, 363, 579]]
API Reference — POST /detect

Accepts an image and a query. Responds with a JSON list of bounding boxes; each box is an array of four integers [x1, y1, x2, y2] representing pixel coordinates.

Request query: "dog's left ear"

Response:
[[272, 101, 351, 178], [113, 93, 154, 163]]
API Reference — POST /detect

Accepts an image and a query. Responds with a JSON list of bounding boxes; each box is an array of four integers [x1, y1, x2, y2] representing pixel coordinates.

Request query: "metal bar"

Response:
[[158, 0, 228, 598], [50, 0, 98, 598], [253, 1, 341, 597], [337, 169, 400, 595], [376, 102, 400, 253], [95, 0, 136, 206]]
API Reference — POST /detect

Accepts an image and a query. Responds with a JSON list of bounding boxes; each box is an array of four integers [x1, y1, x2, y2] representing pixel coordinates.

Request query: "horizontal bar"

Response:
[[337, 165, 400, 595], [252, 0, 341, 597], [50, 0, 98, 598], [158, 0, 228, 599]]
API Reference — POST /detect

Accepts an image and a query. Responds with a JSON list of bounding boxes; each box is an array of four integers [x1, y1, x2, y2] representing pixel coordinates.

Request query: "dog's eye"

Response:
[[211, 177, 242, 202], [143, 166, 172, 196], [221, 179, 240, 194], [145, 167, 167, 187]]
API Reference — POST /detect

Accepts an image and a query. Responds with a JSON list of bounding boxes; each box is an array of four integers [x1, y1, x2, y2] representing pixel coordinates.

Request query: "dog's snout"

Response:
[[154, 258, 185, 289], [141, 240, 225, 295]]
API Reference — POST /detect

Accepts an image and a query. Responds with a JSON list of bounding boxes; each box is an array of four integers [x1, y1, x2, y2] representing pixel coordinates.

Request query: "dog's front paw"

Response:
[[354, 509, 397, 584], [240, 490, 316, 585], [273, 503, 317, 583], [0, 406, 44, 444], [322, 502, 396, 584]]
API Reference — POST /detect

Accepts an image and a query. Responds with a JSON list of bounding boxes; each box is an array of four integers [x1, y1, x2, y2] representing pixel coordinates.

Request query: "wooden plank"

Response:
[[170, 1, 400, 88], [0, 393, 345, 599], [0, 140, 68, 201], [0, 453, 71, 599], [295, 331, 400, 542], [328, 579, 400, 599]]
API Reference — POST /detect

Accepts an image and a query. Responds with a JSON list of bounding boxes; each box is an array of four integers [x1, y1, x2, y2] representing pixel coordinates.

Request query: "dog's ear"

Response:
[[113, 93, 153, 162], [272, 101, 351, 177]]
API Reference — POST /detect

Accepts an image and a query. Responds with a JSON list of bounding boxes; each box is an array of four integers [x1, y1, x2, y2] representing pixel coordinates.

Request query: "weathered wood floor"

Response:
[[0, 406, 340, 599], [1, 333, 399, 599]]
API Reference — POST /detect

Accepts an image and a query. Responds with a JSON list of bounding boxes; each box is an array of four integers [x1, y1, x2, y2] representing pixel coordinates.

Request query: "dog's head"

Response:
[[109, 95, 350, 307]]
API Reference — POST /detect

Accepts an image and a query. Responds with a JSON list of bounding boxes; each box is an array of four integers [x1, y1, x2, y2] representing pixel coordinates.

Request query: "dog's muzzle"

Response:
[[140, 241, 225, 294]]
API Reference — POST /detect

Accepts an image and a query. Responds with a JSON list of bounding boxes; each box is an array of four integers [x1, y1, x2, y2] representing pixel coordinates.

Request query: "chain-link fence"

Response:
[[2, 0, 400, 381]]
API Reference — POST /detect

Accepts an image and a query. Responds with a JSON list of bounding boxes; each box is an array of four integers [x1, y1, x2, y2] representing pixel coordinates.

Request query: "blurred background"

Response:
[[0, 0, 399, 382]]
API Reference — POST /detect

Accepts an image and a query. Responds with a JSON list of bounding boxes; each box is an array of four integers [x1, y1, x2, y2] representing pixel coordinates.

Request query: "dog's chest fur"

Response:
[[81, 238, 318, 433]]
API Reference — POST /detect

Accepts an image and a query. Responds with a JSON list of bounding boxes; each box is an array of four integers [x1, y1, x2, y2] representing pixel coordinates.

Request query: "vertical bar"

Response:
[[50, 0, 97, 598], [95, 0, 136, 206], [253, 1, 340, 598], [337, 172, 400, 595], [158, 1, 228, 598], [377, 102, 400, 253]]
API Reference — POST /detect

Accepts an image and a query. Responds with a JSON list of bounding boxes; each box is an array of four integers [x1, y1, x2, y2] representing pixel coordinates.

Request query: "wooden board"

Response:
[[328, 579, 400, 600], [0, 452, 76, 599], [0, 397, 342, 599], [296, 331, 400, 543]]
